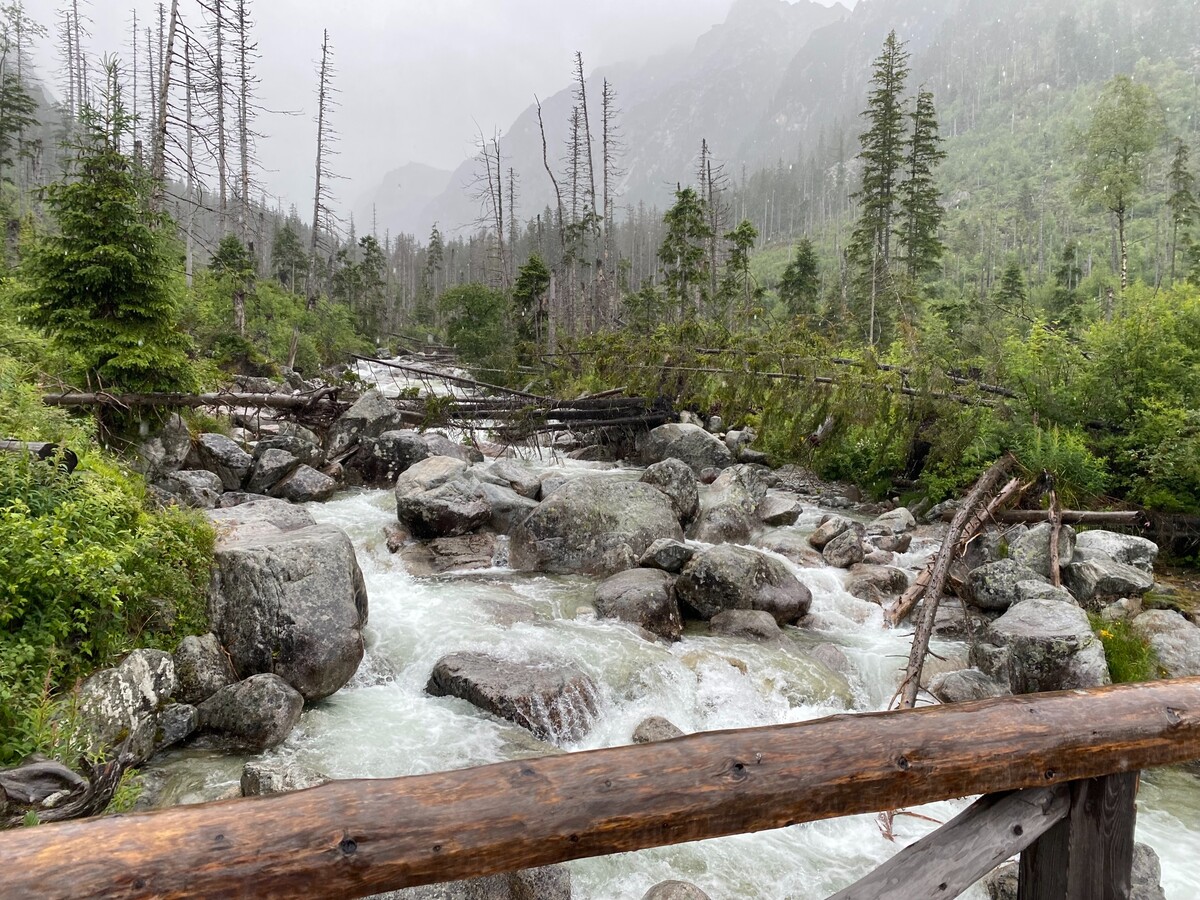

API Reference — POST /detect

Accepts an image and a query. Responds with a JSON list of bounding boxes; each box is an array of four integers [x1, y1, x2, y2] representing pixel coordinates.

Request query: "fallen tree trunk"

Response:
[[42, 391, 345, 413], [0, 440, 79, 474], [891, 456, 1019, 709], [349, 353, 546, 402], [985, 509, 1145, 526]]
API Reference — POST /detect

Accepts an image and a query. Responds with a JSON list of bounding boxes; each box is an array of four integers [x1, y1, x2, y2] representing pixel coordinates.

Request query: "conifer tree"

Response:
[[21, 63, 193, 394], [897, 87, 946, 281], [994, 259, 1027, 312], [779, 237, 820, 318], [849, 30, 910, 344], [719, 219, 760, 320], [658, 185, 712, 321], [1166, 139, 1197, 283]]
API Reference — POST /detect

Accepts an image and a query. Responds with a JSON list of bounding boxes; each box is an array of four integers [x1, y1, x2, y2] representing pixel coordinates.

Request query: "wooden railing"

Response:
[[2, 679, 1198, 899]]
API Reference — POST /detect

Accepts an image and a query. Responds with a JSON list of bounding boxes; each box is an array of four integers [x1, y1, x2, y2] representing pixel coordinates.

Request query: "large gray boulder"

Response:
[[756, 490, 803, 527], [822, 526, 866, 568], [240, 759, 327, 797], [641, 422, 734, 473], [642, 883, 711, 900], [426, 653, 598, 742], [254, 433, 323, 468], [157, 469, 225, 509], [675, 544, 812, 625], [971, 599, 1110, 694], [866, 507, 916, 536], [75, 649, 177, 764], [1131, 610, 1200, 677], [709, 609, 782, 642], [359, 429, 429, 485], [1064, 558, 1155, 604], [197, 674, 304, 751], [423, 432, 484, 463], [593, 569, 682, 641], [134, 413, 192, 479], [367, 866, 571, 900], [173, 633, 237, 706], [807, 514, 851, 550], [687, 464, 768, 544], [270, 464, 339, 503], [928, 668, 1009, 704], [395, 457, 491, 538], [476, 481, 538, 535], [640, 458, 700, 524], [967, 559, 1047, 612], [632, 716, 684, 744], [326, 389, 409, 456], [246, 448, 301, 495], [1009, 522, 1077, 580], [481, 459, 542, 499], [207, 517, 368, 701], [208, 496, 317, 540], [511, 476, 684, 576], [844, 564, 909, 605], [1074, 530, 1159, 572], [193, 432, 254, 490], [638, 538, 696, 573]]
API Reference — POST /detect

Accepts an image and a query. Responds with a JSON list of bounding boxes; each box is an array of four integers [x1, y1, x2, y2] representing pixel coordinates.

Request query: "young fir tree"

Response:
[[778, 237, 820, 318], [848, 30, 910, 345], [21, 64, 194, 395], [1074, 75, 1164, 293], [719, 219, 761, 320], [1049, 241, 1083, 323], [658, 185, 712, 321], [994, 259, 1027, 312], [896, 87, 946, 282], [1166, 139, 1197, 283], [210, 233, 255, 337]]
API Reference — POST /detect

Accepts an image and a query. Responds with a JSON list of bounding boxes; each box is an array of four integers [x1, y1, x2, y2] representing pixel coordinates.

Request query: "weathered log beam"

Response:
[[938, 508, 1146, 526], [42, 392, 346, 413], [1, 679, 1198, 900], [828, 785, 1071, 900]]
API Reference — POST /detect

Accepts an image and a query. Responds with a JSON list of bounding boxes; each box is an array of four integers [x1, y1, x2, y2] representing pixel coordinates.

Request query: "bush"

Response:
[[1089, 614, 1158, 684], [0, 452, 214, 764]]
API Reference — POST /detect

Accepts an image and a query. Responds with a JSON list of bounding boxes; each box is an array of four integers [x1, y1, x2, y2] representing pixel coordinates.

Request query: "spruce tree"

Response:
[[658, 186, 712, 320], [848, 30, 910, 344], [995, 260, 1027, 312], [21, 64, 195, 394], [1166, 139, 1197, 283], [719, 219, 760, 320], [779, 237, 820, 318], [896, 88, 946, 281]]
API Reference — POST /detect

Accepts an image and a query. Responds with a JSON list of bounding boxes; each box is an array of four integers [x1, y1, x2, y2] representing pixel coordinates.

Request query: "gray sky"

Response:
[[31, 0, 854, 221]]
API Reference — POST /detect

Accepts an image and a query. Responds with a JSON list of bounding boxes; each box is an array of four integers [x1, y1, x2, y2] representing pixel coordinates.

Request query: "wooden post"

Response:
[[1018, 772, 1139, 900]]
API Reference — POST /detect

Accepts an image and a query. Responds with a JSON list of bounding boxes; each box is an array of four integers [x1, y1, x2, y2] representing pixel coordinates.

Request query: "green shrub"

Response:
[[1089, 614, 1158, 684], [0, 452, 214, 765]]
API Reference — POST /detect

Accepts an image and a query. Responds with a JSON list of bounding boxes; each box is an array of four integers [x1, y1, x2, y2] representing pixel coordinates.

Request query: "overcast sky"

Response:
[[30, 0, 854, 219]]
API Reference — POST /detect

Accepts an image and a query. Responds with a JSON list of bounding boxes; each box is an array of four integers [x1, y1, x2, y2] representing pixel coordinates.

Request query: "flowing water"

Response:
[[175, 472, 1191, 900]]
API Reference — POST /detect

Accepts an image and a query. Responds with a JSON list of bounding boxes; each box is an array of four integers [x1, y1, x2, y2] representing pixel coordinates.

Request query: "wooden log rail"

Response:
[[1, 680, 1197, 900]]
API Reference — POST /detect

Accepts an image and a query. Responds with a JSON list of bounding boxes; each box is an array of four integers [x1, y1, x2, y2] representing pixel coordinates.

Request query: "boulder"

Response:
[[208, 521, 368, 701], [395, 458, 490, 538], [928, 668, 1009, 704], [197, 674, 304, 751], [932, 603, 988, 640], [270, 464, 339, 503], [422, 534, 498, 574], [1008, 522, 1076, 580], [1131, 610, 1200, 677], [568, 445, 616, 462], [822, 526, 866, 568], [844, 564, 909, 605], [192, 432, 254, 491], [593, 569, 682, 641], [638, 538, 696, 574], [640, 458, 700, 524], [75, 649, 177, 764], [155, 703, 198, 751], [687, 464, 769, 544], [756, 490, 803, 527], [709, 609, 782, 642], [871, 532, 913, 554], [240, 760, 327, 797], [254, 432, 323, 468], [632, 716, 684, 744], [971, 599, 1110, 694], [641, 422, 733, 473], [984, 843, 1165, 900], [134, 413, 192, 479], [964, 524, 1028, 572], [367, 866, 571, 900], [359, 430, 429, 484], [642, 882, 711, 900], [808, 514, 851, 550], [172, 633, 238, 706], [1064, 558, 1154, 604], [511, 476, 684, 576], [424, 432, 485, 464], [157, 469, 224, 509], [755, 531, 825, 568], [810, 643, 855, 681], [967, 559, 1047, 612], [482, 459, 542, 499], [245, 448, 301, 495], [326, 389, 407, 456], [426, 653, 599, 743], [675, 544, 812, 626], [706, 415, 723, 433], [1015, 580, 1077, 605], [477, 481, 538, 534], [208, 496, 317, 540], [1074, 530, 1159, 572], [867, 507, 916, 536]]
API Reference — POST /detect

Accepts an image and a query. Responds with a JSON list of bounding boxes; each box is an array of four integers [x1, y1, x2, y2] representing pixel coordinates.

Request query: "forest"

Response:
[[1, 0, 1199, 784]]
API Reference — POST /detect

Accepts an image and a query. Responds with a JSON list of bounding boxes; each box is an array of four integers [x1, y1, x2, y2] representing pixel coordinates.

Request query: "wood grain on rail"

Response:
[[1, 679, 1197, 900]]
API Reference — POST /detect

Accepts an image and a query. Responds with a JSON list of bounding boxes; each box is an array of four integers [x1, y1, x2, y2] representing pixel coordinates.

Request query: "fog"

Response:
[[30, 0, 854, 222]]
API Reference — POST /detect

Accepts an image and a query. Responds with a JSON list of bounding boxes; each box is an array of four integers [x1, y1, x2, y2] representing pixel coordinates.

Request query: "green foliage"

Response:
[[1011, 424, 1109, 506], [0, 452, 214, 764], [897, 88, 947, 280], [1089, 614, 1158, 683], [438, 282, 512, 370], [659, 186, 712, 319], [778, 238, 820, 319], [19, 68, 197, 394], [512, 254, 551, 353]]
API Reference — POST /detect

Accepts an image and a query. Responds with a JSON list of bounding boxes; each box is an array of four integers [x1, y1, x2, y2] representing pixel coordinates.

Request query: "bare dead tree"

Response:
[[148, 0, 179, 204], [183, 30, 196, 286], [600, 77, 624, 325], [71, 0, 88, 110], [535, 95, 565, 254], [572, 51, 597, 225], [234, 0, 259, 251], [201, 0, 229, 237]]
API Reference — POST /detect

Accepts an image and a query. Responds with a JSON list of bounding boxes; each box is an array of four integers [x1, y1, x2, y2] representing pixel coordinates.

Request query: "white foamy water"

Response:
[[219, 481, 1194, 900]]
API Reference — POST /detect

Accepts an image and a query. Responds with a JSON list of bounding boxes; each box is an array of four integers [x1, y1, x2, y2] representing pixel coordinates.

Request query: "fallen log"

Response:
[[495, 413, 673, 437], [349, 353, 546, 401], [0, 680, 1196, 899], [892, 455, 1019, 709], [42, 391, 346, 414], [986, 509, 1145, 526], [0, 440, 79, 474]]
